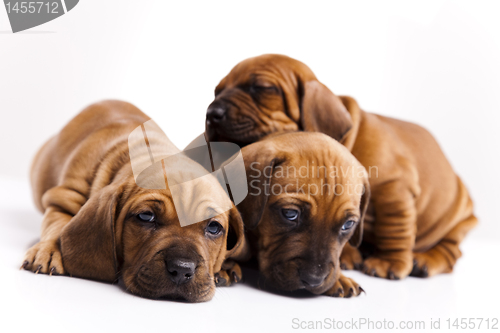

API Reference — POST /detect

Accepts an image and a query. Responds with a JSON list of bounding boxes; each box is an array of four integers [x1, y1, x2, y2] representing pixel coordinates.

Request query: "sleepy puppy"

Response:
[[207, 54, 477, 279], [22, 100, 246, 302], [225, 132, 370, 297]]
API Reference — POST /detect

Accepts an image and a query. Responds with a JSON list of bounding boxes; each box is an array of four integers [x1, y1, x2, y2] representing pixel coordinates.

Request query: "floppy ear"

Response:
[[224, 207, 250, 261], [60, 185, 121, 282], [349, 178, 371, 247], [281, 79, 301, 122], [236, 143, 279, 230], [301, 80, 353, 142]]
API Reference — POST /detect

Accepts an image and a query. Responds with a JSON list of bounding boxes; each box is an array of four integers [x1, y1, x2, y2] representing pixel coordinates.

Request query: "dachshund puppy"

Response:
[[23, 100, 247, 302], [206, 54, 477, 279], [224, 132, 370, 297]]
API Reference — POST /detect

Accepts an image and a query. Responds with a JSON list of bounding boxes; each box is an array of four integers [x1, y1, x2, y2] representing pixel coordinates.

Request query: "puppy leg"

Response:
[[215, 260, 243, 287], [22, 187, 86, 275], [324, 273, 364, 298], [340, 243, 363, 270], [412, 213, 477, 277], [22, 240, 64, 275], [22, 206, 71, 275], [362, 182, 416, 280]]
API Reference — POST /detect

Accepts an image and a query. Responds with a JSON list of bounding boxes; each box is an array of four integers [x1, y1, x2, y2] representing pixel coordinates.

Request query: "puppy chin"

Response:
[[122, 263, 216, 302], [262, 261, 336, 295], [159, 283, 216, 303], [303, 278, 334, 295], [123, 274, 216, 303], [303, 269, 339, 295]]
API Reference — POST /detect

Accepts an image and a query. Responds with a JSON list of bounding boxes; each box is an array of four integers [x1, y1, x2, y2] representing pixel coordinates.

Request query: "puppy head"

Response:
[[206, 54, 352, 145], [60, 168, 246, 302], [236, 132, 369, 294]]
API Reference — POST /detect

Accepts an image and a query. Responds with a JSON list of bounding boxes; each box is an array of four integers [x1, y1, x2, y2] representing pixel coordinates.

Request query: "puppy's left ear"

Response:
[[301, 80, 353, 142], [60, 184, 121, 282], [213, 207, 249, 274], [225, 207, 249, 261], [349, 177, 370, 247]]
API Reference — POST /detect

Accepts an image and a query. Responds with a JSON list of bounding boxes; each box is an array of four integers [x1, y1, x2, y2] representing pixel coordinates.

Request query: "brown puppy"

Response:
[[207, 54, 477, 279], [22, 100, 247, 302], [224, 132, 370, 297]]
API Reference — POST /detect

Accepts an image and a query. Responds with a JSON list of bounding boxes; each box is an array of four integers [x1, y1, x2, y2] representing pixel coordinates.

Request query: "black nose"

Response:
[[206, 103, 227, 123], [166, 259, 196, 285], [300, 270, 328, 288]]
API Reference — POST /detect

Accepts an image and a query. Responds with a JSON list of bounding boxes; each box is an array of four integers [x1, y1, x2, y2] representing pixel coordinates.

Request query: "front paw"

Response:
[[340, 243, 363, 270], [214, 262, 242, 287], [324, 274, 364, 298], [411, 250, 453, 278], [21, 241, 64, 276], [362, 253, 412, 280]]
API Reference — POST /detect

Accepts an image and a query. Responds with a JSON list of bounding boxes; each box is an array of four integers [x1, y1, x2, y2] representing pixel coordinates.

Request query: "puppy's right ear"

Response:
[[60, 184, 122, 282], [225, 207, 250, 261], [236, 142, 280, 230], [301, 80, 353, 142], [349, 176, 371, 248]]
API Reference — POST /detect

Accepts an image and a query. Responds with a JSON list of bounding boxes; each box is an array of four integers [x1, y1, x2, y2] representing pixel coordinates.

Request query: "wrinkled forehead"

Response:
[[227, 55, 316, 83], [273, 156, 366, 195], [268, 135, 366, 214], [226, 64, 284, 86], [125, 189, 177, 220], [270, 163, 364, 220], [125, 187, 231, 231], [133, 154, 233, 227], [164, 155, 234, 227], [278, 156, 366, 185], [276, 133, 360, 165]]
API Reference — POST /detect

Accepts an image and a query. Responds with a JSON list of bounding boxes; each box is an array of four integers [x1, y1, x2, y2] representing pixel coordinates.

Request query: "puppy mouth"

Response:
[[158, 283, 214, 303], [301, 270, 333, 295], [206, 111, 269, 144], [220, 118, 255, 133], [124, 259, 215, 302], [263, 260, 335, 294], [131, 271, 215, 302], [209, 119, 262, 142]]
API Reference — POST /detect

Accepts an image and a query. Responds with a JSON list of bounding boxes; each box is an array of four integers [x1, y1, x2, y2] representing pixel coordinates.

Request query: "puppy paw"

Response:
[[21, 241, 64, 276], [340, 243, 363, 271], [362, 254, 412, 280], [411, 251, 452, 278], [324, 274, 364, 298], [215, 262, 242, 287]]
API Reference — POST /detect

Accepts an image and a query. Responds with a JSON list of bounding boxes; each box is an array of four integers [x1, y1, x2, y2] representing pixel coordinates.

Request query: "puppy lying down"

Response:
[[22, 100, 247, 302], [223, 132, 370, 297]]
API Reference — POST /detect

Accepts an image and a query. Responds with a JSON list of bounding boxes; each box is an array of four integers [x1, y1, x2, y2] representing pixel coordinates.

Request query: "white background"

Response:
[[1, 1, 499, 332]]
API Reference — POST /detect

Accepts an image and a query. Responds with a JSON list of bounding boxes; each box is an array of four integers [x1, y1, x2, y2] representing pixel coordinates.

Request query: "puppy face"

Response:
[[234, 133, 369, 294], [206, 54, 352, 145], [119, 187, 234, 301], [60, 173, 245, 302]]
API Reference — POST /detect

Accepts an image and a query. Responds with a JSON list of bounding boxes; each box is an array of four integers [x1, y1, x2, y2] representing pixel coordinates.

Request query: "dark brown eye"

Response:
[[342, 220, 356, 231], [137, 212, 155, 222], [206, 221, 223, 235]]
